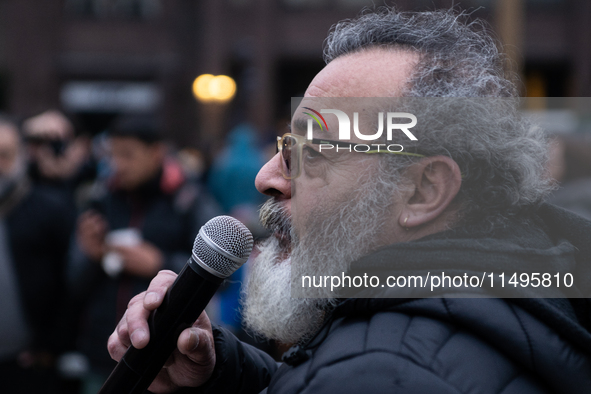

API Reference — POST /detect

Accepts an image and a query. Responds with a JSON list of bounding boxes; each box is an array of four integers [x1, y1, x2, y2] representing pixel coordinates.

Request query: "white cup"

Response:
[[102, 228, 142, 277]]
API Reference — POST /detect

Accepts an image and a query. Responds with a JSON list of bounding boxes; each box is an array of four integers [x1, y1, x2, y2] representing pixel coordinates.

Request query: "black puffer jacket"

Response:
[[188, 204, 591, 394]]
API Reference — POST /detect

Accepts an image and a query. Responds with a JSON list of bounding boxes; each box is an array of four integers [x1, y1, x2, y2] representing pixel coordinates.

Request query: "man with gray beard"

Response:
[[243, 169, 394, 345], [107, 7, 591, 394]]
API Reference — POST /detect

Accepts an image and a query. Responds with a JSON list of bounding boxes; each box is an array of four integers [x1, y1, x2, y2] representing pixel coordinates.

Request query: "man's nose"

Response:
[[255, 153, 291, 199]]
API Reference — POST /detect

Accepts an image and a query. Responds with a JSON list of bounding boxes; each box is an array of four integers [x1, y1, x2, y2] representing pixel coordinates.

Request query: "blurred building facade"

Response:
[[0, 0, 589, 151]]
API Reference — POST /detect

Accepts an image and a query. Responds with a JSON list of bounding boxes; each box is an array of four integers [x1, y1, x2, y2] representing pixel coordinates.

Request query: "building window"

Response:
[[281, 0, 329, 9], [64, 0, 161, 19], [336, 0, 383, 7]]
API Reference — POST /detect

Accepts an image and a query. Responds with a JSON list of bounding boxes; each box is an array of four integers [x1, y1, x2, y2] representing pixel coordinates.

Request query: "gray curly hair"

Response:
[[324, 7, 552, 224]]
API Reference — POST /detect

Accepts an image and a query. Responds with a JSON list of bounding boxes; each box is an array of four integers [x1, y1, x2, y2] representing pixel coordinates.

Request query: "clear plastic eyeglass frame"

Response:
[[276, 133, 425, 180]]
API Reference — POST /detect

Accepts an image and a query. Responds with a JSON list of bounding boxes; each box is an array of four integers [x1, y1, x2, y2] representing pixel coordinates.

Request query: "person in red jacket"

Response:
[[72, 115, 220, 392]]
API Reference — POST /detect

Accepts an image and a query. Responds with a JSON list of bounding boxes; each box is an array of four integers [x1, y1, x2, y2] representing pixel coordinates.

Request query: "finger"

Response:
[[177, 327, 215, 367], [108, 331, 129, 362], [108, 311, 131, 361], [123, 271, 178, 349], [143, 270, 178, 310], [114, 311, 131, 348], [125, 293, 151, 349]]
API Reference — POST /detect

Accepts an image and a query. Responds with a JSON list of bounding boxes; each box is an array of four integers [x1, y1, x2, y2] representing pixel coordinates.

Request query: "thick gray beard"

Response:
[[242, 165, 398, 344], [290, 173, 396, 299], [241, 236, 328, 345]]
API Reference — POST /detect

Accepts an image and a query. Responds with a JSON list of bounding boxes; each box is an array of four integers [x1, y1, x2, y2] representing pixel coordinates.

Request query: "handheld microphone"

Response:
[[98, 216, 253, 394]]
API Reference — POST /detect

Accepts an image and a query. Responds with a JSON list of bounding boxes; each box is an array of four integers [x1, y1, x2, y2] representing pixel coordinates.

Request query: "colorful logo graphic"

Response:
[[302, 107, 417, 142], [302, 107, 329, 132]]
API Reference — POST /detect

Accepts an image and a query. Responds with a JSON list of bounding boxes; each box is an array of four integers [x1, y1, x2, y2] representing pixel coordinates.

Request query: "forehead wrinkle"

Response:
[[305, 48, 419, 99]]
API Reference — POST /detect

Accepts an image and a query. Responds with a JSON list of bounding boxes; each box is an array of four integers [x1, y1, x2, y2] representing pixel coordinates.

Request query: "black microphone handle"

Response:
[[98, 258, 224, 394]]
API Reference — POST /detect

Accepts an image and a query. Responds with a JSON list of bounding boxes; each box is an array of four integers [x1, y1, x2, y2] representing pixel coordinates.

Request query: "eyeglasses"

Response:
[[276, 133, 425, 179]]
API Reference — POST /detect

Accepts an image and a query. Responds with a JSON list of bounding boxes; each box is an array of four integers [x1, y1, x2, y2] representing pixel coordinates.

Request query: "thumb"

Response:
[[177, 327, 216, 367]]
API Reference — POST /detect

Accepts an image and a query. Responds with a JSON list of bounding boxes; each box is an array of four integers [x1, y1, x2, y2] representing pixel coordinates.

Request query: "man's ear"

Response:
[[398, 156, 461, 228]]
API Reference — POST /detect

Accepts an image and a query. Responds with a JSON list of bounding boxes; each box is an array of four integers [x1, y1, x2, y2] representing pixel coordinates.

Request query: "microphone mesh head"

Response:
[[192, 216, 253, 278]]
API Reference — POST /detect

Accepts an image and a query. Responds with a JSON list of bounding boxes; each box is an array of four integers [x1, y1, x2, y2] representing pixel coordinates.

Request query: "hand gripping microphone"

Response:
[[98, 216, 253, 394]]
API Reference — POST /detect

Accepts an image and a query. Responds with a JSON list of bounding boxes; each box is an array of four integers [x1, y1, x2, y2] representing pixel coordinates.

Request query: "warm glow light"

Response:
[[192, 74, 236, 103], [193, 74, 214, 101]]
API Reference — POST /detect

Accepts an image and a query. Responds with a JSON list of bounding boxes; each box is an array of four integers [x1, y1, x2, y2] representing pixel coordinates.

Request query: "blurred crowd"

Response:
[[0, 109, 270, 394], [0, 107, 590, 394]]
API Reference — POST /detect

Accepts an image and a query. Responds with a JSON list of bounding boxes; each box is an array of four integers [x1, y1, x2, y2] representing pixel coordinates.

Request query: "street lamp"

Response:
[[192, 74, 236, 103]]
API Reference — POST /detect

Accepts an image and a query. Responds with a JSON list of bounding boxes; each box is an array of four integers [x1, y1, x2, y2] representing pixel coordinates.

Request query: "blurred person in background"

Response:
[[70, 114, 220, 393], [208, 123, 266, 223], [0, 116, 74, 394], [177, 147, 206, 183], [21, 110, 94, 197]]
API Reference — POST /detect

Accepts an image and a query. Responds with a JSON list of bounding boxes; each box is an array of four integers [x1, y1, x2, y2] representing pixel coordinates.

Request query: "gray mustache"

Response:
[[259, 199, 292, 240]]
